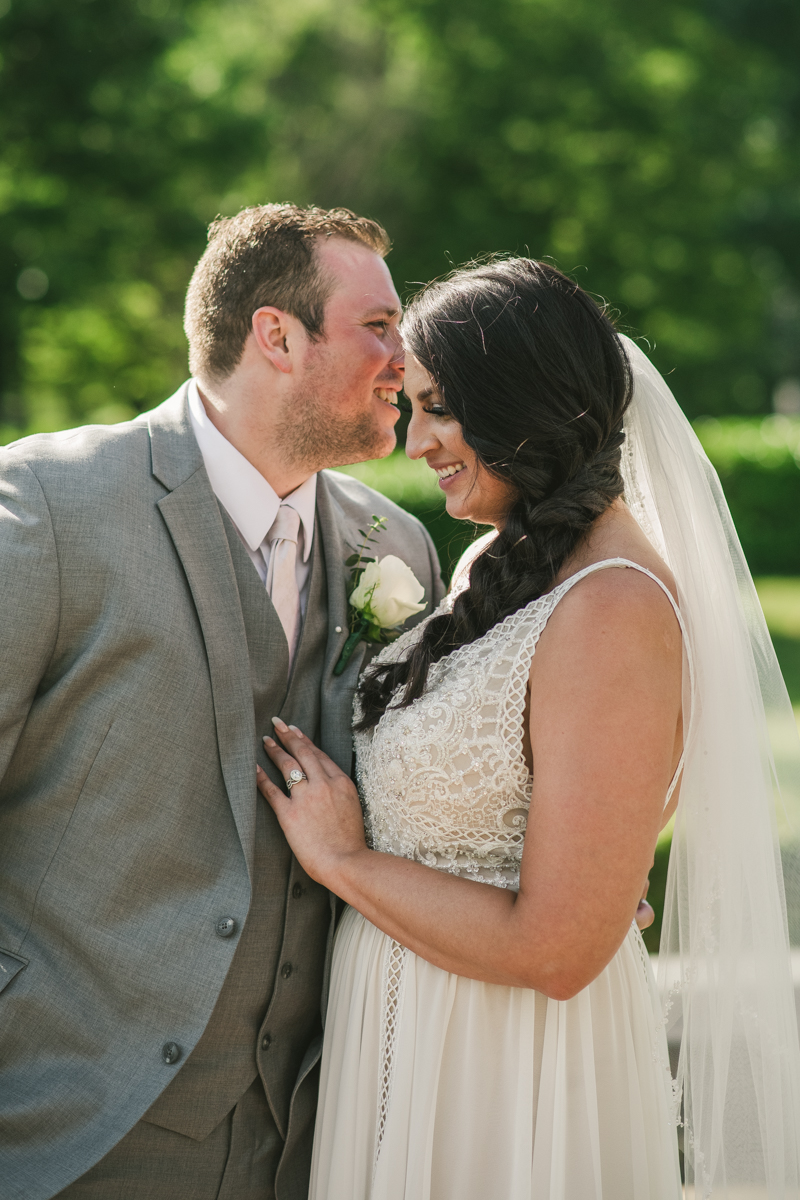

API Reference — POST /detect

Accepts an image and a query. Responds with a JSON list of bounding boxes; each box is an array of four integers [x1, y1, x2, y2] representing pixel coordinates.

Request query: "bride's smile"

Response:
[[404, 354, 517, 527]]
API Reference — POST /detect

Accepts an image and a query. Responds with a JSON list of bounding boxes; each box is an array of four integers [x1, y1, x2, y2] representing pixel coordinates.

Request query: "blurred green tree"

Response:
[[1, 0, 798, 438]]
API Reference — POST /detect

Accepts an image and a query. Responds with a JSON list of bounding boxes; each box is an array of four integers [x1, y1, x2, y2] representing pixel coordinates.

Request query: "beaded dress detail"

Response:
[[309, 560, 683, 1200], [353, 586, 546, 889]]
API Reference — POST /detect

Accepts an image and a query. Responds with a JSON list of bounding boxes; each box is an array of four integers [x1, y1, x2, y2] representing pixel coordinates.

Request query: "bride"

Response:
[[257, 259, 800, 1198]]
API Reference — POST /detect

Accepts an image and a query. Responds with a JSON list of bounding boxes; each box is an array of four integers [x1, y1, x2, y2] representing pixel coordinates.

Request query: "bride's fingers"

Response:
[[256, 764, 288, 814], [271, 720, 349, 780], [635, 898, 655, 931], [288, 735, 345, 780], [266, 721, 323, 781], [262, 737, 306, 787]]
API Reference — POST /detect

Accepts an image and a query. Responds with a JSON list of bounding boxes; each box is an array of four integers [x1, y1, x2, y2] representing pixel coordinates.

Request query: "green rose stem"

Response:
[[333, 617, 371, 676]]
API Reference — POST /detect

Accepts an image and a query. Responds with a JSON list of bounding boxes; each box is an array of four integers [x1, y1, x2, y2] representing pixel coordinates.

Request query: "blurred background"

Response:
[[2, 0, 799, 946]]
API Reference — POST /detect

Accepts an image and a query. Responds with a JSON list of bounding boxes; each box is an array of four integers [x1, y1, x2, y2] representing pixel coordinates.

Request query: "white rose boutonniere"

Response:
[[333, 516, 426, 676], [349, 556, 427, 627]]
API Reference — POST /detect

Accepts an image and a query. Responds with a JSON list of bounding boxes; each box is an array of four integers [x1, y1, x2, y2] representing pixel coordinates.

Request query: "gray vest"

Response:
[[143, 514, 332, 1143]]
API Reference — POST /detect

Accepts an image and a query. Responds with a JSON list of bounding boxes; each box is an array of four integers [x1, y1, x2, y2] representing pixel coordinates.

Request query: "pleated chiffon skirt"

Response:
[[309, 906, 682, 1200]]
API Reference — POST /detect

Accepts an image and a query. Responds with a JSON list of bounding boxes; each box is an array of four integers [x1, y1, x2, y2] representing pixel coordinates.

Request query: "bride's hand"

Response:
[[256, 717, 368, 886]]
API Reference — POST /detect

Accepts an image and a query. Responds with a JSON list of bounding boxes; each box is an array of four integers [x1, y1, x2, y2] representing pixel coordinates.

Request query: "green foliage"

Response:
[[755, 577, 800, 704], [2, 0, 800, 438], [695, 417, 800, 574]]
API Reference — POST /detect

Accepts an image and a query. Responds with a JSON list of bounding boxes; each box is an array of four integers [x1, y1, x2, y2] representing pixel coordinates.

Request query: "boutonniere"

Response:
[[333, 515, 427, 676]]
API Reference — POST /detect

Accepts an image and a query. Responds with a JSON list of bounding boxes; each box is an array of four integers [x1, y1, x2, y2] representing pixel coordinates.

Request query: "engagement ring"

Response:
[[285, 769, 307, 792]]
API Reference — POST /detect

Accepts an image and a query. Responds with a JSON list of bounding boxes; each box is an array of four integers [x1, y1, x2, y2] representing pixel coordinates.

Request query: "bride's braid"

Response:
[[357, 258, 633, 731]]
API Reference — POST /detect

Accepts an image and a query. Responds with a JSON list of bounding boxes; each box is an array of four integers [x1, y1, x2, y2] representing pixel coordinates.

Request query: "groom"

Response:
[[0, 204, 444, 1200]]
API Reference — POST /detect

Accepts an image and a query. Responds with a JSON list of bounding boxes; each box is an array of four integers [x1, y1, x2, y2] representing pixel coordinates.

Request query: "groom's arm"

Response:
[[0, 453, 60, 784]]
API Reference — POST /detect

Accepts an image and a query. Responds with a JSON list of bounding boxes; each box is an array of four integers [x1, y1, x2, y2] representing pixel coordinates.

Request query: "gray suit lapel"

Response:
[[315, 472, 373, 775], [146, 387, 258, 878]]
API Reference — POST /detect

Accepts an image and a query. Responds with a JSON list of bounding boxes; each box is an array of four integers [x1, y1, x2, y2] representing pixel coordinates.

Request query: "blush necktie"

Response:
[[265, 503, 302, 663]]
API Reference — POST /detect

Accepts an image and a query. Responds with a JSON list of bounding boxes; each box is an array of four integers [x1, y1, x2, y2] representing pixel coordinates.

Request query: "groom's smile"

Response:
[[308, 236, 404, 458]]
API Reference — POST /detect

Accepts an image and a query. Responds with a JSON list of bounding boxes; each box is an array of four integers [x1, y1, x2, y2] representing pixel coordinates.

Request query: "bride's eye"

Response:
[[398, 387, 451, 418]]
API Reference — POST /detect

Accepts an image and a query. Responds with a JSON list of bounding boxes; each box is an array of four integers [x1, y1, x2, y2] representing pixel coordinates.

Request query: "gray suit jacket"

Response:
[[0, 384, 444, 1200]]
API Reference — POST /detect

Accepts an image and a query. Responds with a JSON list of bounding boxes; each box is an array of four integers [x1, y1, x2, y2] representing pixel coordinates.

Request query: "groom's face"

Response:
[[279, 237, 404, 470]]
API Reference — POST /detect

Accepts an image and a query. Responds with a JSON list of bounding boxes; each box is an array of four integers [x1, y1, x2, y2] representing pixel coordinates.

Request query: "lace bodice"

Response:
[[354, 557, 686, 892]]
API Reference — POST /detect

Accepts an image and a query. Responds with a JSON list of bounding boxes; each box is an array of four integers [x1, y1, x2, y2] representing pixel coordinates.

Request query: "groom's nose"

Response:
[[386, 327, 404, 371], [380, 345, 404, 389]]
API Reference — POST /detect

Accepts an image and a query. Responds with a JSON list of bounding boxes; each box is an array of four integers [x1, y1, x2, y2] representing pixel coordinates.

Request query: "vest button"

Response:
[[281, 962, 293, 979], [162, 1042, 182, 1065], [261, 1033, 272, 1050], [292, 883, 303, 899], [215, 917, 237, 938]]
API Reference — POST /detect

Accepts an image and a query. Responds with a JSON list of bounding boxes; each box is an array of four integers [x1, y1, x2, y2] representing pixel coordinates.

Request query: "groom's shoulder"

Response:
[[2, 420, 147, 469], [0, 386, 188, 486], [322, 469, 445, 605], [321, 468, 427, 536]]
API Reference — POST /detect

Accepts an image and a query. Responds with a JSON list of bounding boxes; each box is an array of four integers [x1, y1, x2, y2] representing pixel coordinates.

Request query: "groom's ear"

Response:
[[251, 306, 301, 375]]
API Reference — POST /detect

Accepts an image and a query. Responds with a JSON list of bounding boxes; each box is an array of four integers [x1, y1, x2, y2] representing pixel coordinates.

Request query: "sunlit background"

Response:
[[2, 0, 800, 946]]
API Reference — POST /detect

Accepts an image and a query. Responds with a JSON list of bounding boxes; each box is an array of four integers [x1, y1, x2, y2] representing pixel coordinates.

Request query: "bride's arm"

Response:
[[258, 568, 682, 1000]]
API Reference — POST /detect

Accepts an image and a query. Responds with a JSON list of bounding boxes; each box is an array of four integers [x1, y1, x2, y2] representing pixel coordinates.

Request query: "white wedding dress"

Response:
[[309, 557, 683, 1200]]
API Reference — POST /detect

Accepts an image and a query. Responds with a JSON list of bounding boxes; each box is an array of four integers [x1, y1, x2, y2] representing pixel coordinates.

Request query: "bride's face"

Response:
[[404, 356, 517, 528]]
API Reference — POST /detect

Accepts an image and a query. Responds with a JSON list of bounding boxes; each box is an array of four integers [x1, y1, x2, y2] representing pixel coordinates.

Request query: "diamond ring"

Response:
[[285, 768, 308, 793]]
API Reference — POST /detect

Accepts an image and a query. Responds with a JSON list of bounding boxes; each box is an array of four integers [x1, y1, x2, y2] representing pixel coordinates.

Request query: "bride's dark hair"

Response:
[[356, 257, 633, 732]]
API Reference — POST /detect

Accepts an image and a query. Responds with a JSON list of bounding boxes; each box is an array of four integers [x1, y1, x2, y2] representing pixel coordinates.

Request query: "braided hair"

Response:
[[356, 258, 633, 731]]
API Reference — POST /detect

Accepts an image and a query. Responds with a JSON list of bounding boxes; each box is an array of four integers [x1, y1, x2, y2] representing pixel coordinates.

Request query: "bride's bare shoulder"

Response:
[[536, 503, 683, 678], [448, 502, 678, 618], [557, 499, 678, 605]]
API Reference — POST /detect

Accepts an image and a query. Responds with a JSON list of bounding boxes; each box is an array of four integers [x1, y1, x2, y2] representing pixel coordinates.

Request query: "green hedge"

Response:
[[694, 417, 800, 576]]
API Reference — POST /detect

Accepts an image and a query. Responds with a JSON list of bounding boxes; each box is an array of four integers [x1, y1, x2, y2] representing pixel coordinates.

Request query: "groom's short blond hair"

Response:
[[184, 202, 391, 382]]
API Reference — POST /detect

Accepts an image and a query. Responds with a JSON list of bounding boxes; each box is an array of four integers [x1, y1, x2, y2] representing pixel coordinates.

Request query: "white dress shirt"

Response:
[[187, 381, 317, 617]]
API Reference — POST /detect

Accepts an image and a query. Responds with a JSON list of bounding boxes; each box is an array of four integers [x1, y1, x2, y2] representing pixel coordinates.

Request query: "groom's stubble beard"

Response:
[[274, 376, 394, 474]]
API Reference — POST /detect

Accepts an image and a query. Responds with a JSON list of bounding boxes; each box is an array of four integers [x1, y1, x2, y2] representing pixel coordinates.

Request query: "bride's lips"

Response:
[[432, 462, 467, 490]]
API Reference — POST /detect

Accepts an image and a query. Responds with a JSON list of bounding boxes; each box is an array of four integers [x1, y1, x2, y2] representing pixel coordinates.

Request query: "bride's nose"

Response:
[[405, 410, 441, 462]]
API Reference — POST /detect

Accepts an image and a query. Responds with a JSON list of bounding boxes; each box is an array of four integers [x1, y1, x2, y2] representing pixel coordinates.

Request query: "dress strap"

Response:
[[552, 557, 693, 807]]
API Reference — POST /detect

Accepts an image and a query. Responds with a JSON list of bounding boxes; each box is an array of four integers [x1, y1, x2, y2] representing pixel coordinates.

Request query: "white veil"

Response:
[[620, 336, 800, 1196]]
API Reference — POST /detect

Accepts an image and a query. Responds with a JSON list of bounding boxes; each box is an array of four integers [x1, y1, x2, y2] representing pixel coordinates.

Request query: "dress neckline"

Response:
[[443, 555, 691, 807]]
